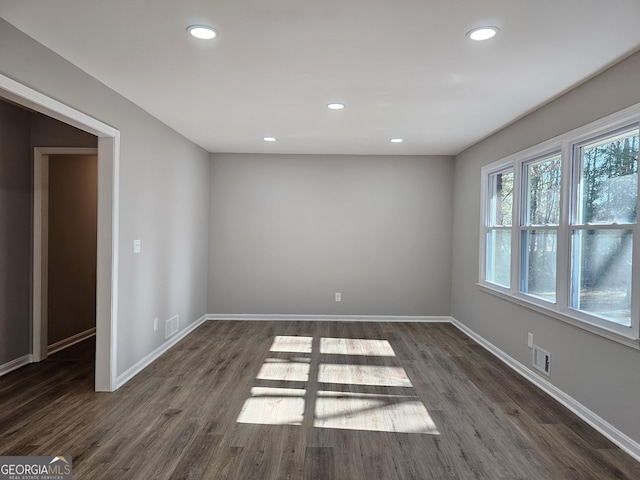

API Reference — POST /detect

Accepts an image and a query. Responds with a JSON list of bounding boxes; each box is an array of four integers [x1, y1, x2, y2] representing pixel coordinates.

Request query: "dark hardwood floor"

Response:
[[1, 321, 639, 479]]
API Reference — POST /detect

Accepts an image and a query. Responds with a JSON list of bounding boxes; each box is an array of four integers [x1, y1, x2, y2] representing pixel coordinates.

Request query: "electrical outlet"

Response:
[[335, 292, 342, 302], [153, 318, 158, 331], [527, 333, 534, 348], [133, 239, 141, 254]]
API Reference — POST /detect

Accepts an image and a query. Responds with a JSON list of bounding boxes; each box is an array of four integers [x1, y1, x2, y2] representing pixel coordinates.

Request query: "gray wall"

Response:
[[0, 100, 31, 365], [48, 154, 97, 345], [209, 153, 453, 316], [451, 50, 640, 443], [0, 19, 210, 376]]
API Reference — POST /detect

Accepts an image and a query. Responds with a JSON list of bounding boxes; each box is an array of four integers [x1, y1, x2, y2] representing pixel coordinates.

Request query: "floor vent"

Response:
[[532, 345, 551, 376], [165, 315, 179, 339]]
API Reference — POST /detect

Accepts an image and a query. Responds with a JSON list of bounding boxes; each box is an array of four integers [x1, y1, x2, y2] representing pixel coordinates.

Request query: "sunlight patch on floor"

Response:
[[270, 335, 313, 353], [236, 335, 439, 435], [318, 364, 412, 387], [257, 359, 310, 382], [236, 387, 306, 426], [320, 338, 396, 356], [314, 391, 439, 434]]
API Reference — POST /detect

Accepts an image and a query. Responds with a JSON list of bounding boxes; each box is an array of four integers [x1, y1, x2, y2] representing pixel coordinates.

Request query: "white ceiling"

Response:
[[2, 0, 640, 155]]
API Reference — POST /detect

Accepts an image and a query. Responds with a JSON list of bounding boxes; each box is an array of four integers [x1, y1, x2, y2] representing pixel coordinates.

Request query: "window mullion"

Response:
[[556, 139, 573, 314], [510, 159, 522, 296], [635, 142, 640, 337]]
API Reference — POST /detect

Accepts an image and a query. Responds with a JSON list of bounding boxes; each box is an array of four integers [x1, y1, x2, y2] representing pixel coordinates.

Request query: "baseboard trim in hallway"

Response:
[[0, 354, 32, 377], [48, 327, 96, 356]]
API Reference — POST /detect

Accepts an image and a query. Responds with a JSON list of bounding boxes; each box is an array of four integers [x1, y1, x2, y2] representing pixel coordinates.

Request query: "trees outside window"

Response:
[[521, 155, 561, 302], [571, 129, 638, 326]]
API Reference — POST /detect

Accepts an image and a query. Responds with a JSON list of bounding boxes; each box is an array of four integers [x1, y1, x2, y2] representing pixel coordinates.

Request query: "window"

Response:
[[521, 154, 561, 302], [485, 168, 513, 288], [479, 104, 640, 345], [571, 128, 638, 326]]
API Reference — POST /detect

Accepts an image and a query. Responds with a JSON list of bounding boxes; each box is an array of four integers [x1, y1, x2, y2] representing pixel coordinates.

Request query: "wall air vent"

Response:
[[532, 345, 550, 376], [165, 315, 179, 339]]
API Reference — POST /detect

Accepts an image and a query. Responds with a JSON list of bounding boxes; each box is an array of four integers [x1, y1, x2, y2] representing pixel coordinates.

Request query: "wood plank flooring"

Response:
[[1, 321, 639, 479]]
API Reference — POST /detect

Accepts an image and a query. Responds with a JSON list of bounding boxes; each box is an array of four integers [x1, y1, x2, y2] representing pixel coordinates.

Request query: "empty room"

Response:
[[1, 1, 640, 479]]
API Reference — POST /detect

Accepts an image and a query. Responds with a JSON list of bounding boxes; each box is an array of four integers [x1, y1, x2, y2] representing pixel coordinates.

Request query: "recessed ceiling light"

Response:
[[390, 138, 404, 143], [187, 25, 217, 40], [327, 103, 345, 110], [263, 136, 277, 142], [467, 26, 499, 41]]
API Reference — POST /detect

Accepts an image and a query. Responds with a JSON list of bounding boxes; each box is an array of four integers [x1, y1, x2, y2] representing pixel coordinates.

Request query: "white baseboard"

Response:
[[48, 327, 96, 355], [0, 354, 33, 377], [116, 314, 207, 389], [449, 317, 640, 463], [206, 314, 450, 323]]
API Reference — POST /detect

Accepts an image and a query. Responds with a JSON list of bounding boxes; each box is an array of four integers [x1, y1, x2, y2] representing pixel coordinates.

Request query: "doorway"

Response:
[[33, 148, 98, 362], [0, 71, 121, 392]]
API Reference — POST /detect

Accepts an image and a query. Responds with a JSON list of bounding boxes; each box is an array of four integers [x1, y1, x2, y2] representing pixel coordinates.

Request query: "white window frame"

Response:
[[518, 151, 562, 303], [482, 164, 514, 290], [479, 102, 640, 349]]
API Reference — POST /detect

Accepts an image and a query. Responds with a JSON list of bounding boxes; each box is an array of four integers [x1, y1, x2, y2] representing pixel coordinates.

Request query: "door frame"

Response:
[[33, 147, 98, 363], [0, 73, 120, 392]]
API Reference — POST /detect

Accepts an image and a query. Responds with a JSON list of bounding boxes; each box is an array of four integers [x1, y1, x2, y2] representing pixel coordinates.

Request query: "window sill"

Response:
[[477, 283, 640, 350]]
